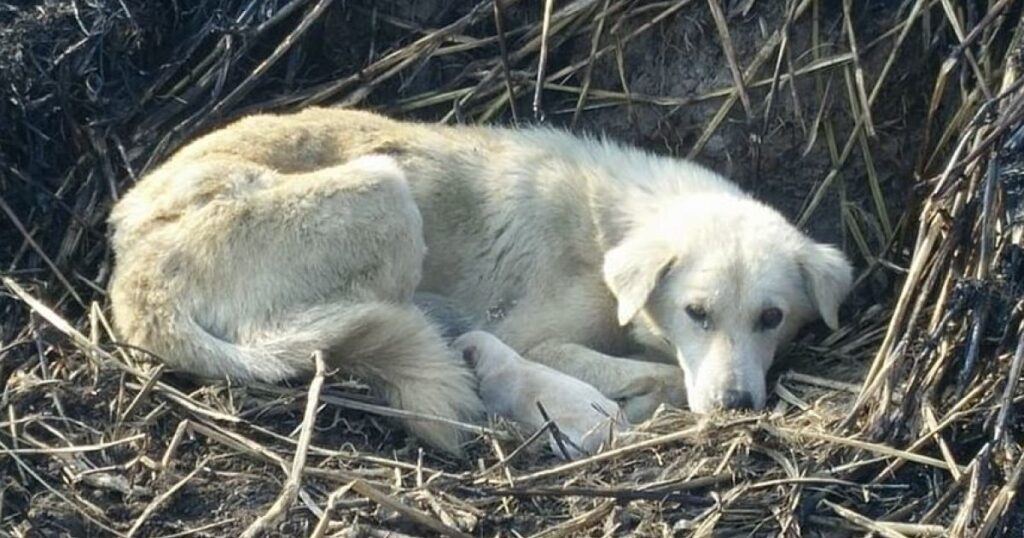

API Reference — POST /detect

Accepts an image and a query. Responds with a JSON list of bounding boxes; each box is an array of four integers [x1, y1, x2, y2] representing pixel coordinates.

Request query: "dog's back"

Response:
[[108, 147, 484, 455]]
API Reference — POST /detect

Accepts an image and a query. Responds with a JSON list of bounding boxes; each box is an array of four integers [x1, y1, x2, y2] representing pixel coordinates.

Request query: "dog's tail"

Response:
[[156, 302, 484, 455]]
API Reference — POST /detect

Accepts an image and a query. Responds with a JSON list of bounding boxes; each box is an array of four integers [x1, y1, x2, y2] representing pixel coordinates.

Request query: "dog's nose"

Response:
[[719, 390, 754, 411]]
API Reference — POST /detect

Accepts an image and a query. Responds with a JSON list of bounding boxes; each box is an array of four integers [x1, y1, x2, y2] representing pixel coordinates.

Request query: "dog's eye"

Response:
[[685, 304, 711, 329], [758, 307, 783, 330]]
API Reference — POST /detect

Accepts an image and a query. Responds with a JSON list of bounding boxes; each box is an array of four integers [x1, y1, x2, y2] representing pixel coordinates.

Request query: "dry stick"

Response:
[[0, 433, 145, 455], [487, 485, 712, 504], [751, 444, 806, 531], [762, 424, 965, 474], [347, 528, 423, 538], [774, 383, 810, 411], [127, 462, 207, 537], [117, 364, 164, 426], [138, 0, 307, 115], [687, 0, 813, 158], [310, 481, 357, 538], [937, 0, 993, 100], [761, 0, 799, 151], [954, 86, 1024, 172], [135, 381, 242, 424], [917, 57, 960, 174], [798, 0, 937, 226], [513, 417, 756, 484], [822, 500, 937, 538], [920, 405, 962, 481], [134, 11, 224, 109], [957, 153, 1000, 396], [856, 116, 894, 238], [535, 401, 575, 459], [245, 422, 459, 479], [341, 45, 441, 109], [132, 0, 255, 143], [974, 449, 1024, 538], [930, 81, 1024, 196], [492, 0, 518, 122], [0, 438, 122, 536], [536, 51, 851, 109], [867, 381, 989, 482], [992, 321, 1024, 445], [241, 351, 326, 538], [0, 197, 85, 307], [849, 42, 1024, 425], [533, 0, 556, 121], [207, 0, 335, 120], [546, 0, 692, 85], [707, 0, 752, 118], [692, 484, 745, 536], [530, 499, 615, 538], [796, 0, 930, 227], [508, 0, 601, 69], [453, 0, 682, 121], [447, 0, 596, 122], [158, 519, 238, 538], [487, 437, 516, 493], [842, 219, 939, 427], [252, 383, 506, 438], [15, 430, 145, 498], [949, 442, 990, 536], [612, 32, 634, 122], [349, 480, 473, 538], [3, 276, 242, 426], [851, 204, 948, 424], [286, 0, 499, 107], [140, 22, 258, 170], [953, 0, 1016, 61], [184, 419, 366, 484], [472, 418, 557, 484], [570, 0, 612, 129], [841, 0, 874, 137], [161, 419, 191, 470], [780, 371, 860, 393]]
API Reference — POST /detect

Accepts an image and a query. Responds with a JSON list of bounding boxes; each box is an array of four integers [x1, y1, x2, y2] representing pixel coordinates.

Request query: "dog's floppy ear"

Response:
[[797, 241, 853, 330], [602, 236, 675, 326]]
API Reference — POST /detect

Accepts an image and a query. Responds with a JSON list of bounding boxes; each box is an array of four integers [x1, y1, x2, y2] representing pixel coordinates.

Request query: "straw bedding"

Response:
[[1, 1, 1022, 536]]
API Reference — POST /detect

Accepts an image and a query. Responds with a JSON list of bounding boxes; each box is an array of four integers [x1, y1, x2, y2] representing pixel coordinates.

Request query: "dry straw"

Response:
[[1, 0, 1022, 536]]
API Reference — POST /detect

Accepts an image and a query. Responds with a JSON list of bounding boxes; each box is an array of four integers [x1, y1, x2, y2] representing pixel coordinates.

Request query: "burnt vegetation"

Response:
[[1, 0, 1023, 536]]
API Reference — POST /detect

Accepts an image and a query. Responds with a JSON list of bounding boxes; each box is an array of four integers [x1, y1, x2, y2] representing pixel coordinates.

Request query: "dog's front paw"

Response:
[[546, 407, 627, 459], [609, 365, 687, 423]]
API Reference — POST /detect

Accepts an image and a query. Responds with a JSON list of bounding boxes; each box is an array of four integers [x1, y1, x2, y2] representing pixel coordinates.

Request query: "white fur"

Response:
[[604, 193, 853, 412], [454, 331, 626, 459], [108, 108, 853, 455]]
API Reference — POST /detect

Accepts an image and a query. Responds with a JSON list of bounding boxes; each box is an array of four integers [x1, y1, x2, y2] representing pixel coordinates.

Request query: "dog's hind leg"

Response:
[[110, 155, 482, 455]]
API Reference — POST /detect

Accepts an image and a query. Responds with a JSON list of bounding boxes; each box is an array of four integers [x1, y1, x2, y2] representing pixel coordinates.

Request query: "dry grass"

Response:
[[1, 0, 1023, 536]]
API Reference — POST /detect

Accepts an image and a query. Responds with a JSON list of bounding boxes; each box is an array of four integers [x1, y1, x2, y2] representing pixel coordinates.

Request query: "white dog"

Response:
[[454, 331, 626, 459], [107, 109, 852, 455]]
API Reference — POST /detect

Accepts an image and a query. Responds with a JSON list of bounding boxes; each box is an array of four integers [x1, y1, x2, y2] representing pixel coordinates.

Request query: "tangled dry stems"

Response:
[[1, 0, 1023, 536]]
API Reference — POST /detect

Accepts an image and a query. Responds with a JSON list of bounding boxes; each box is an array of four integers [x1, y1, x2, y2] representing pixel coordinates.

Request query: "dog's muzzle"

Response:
[[712, 389, 755, 411]]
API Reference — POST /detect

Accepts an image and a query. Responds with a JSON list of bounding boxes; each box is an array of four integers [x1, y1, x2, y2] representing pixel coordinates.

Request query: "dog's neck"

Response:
[[485, 125, 747, 257], [572, 140, 746, 255]]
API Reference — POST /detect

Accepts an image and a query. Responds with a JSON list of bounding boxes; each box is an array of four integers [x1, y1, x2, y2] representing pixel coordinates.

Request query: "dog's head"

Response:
[[603, 194, 852, 413]]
